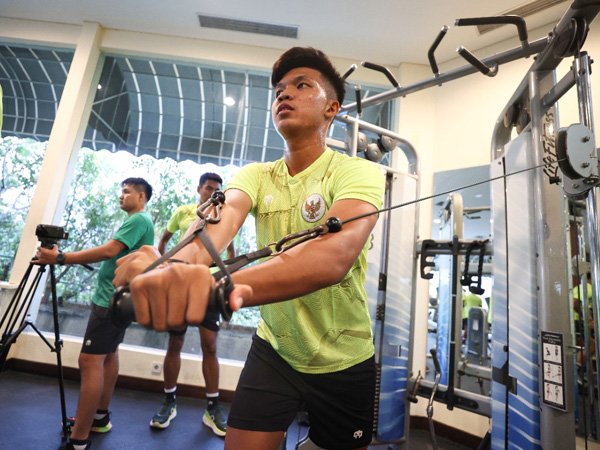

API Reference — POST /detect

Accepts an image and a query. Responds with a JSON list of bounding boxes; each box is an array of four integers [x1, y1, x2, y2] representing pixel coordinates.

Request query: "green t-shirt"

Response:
[[227, 148, 385, 374], [93, 211, 155, 308], [166, 203, 198, 242]]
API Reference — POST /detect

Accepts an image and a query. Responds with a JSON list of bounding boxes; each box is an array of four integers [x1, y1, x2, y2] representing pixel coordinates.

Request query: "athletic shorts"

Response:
[[168, 309, 220, 336], [81, 304, 127, 354], [228, 334, 375, 450]]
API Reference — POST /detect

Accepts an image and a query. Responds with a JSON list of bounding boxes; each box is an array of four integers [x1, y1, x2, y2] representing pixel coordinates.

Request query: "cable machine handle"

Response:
[[457, 46, 498, 77], [455, 15, 529, 50], [361, 61, 400, 87], [428, 25, 449, 77]]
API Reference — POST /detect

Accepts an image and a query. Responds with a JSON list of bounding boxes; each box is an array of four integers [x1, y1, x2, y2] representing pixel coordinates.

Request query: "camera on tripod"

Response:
[[35, 224, 68, 249], [0, 223, 72, 441]]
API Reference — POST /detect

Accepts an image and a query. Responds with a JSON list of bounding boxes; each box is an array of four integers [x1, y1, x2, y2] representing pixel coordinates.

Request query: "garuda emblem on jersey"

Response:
[[302, 193, 326, 222]]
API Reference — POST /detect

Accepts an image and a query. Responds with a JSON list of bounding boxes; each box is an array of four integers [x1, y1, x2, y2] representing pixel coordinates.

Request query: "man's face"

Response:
[[119, 184, 145, 213], [198, 179, 222, 203], [271, 67, 339, 138]]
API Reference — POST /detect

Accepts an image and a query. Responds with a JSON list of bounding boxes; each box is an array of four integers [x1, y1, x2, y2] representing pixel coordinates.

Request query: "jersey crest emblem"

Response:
[[302, 193, 326, 222]]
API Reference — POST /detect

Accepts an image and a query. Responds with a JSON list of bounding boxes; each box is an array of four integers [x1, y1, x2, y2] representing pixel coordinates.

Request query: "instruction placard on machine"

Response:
[[541, 331, 566, 410]]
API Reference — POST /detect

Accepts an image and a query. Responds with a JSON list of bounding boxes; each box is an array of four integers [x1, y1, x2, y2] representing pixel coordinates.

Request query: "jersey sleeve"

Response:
[[226, 162, 263, 214], [113, 214, 151, 249], [331, 157, 385, 209], [166, 207, 183, 234]]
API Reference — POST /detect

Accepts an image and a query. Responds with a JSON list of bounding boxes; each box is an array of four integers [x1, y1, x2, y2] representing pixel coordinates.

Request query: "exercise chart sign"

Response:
[[541, 331, 566, 410]]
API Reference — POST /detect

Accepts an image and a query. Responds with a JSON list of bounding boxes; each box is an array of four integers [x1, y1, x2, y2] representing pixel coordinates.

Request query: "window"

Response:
[[2, 49, 394, 361], [0, 43, 74, 280]]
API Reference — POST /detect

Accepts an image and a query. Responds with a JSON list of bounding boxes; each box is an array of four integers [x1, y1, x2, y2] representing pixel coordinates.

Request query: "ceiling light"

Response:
[[224, 96, 236, 106], [97, 84, 102, 90]]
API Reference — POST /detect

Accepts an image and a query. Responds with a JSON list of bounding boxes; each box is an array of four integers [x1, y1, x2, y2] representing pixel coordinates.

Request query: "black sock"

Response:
[[207, 396, 219, 410]]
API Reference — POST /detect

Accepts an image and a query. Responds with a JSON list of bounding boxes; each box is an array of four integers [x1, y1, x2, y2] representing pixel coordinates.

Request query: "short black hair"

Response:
[[271, 47, 345, 104], [122, 177, 153, 202], [199, 172, 223, 187]]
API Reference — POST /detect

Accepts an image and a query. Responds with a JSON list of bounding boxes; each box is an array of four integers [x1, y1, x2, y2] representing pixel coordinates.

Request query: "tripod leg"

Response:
[[0, 264, 45, 371], [0, 262, 71, 442], [0, 263, 34, 333], [49, 266, 70, 442], [0, 263, 41, 342], [0, 321, 30, 371]]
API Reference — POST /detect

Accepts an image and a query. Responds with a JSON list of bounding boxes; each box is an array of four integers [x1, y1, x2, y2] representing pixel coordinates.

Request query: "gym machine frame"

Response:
[[337, 0, 600, 448]]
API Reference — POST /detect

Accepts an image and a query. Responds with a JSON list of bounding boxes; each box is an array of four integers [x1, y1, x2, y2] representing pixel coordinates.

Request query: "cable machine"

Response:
[[337, 1, 600, 448]]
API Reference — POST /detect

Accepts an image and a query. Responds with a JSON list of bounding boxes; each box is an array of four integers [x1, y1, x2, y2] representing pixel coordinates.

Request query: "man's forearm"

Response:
[[64, 241, 124, 265], [158, 230, 173, 255], [174, 190, 249, 265], [157, 240, 167, 255], [232, 204, 377, 306]]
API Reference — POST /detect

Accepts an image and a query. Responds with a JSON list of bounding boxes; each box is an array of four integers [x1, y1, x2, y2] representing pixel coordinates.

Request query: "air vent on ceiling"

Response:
[[477, 0, 568, 34], [198, 14, 298, 39]]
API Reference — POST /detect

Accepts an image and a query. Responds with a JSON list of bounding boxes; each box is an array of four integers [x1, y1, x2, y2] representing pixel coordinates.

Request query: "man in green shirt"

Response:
[[35, 177, 154, 450], [151, 172, 234, 435], [115, 47, 385, 450]]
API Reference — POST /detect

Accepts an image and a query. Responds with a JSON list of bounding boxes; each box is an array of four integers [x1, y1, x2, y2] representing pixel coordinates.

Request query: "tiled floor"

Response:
[[0, 368, 477, 450]]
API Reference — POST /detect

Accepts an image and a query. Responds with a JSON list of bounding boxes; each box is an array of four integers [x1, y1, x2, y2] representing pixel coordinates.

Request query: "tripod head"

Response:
[[35, 224, 68, 249]]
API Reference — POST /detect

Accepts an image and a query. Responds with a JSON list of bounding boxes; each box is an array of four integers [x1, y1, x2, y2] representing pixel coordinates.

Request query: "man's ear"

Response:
[[324, 99, 340, 120]]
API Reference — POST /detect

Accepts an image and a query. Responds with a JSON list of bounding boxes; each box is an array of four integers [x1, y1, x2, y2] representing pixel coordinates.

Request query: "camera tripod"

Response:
[[0, 261, 70, 444]]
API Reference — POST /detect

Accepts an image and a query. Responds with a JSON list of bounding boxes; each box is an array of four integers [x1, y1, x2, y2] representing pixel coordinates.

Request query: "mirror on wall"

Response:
[[424, 165, 493, 397]]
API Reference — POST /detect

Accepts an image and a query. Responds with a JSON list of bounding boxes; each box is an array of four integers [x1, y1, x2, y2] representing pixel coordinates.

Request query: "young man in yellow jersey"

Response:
[[115, 47, 385, 450]]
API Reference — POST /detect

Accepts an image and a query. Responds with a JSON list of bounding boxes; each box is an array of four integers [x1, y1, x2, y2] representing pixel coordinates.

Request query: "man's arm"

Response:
[[113, 189, 251, 286], [231, 198, 377, 306], [157, 230, 174, 255], [117, 196, 378, 329], [170, 189, 250, 265], [226, 242, 235, 260], [34, 239, 127, 266]]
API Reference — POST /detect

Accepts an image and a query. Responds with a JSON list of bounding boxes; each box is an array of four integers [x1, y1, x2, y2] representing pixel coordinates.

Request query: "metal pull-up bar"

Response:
[[340, 1, 600, 114]]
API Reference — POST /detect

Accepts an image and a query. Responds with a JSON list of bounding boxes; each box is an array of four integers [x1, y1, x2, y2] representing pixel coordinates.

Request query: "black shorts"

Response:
[[168, 309, 220, 336], [81, 304, 127, 354], [228, 335, 375, 450]]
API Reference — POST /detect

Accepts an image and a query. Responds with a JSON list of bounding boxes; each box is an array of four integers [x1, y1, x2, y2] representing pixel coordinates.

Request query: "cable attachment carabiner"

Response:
[[197, 190, 226, 224], [209, 276, 234, 321], [270, 216, 343, 255]]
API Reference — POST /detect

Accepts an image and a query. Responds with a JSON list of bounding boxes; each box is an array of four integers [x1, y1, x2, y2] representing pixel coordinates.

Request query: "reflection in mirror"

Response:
[[424, 166, 493, 399]]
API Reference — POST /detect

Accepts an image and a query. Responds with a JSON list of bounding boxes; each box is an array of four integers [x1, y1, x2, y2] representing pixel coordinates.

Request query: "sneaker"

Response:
[[66, 413, 112, 433], [203, 405, 227, 437], [150, 399, 177, 429]]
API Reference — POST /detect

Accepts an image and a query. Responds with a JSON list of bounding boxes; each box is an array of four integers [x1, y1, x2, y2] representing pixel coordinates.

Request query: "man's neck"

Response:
[[283, 133, 328, 176], [127, 206, 144, 216]]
